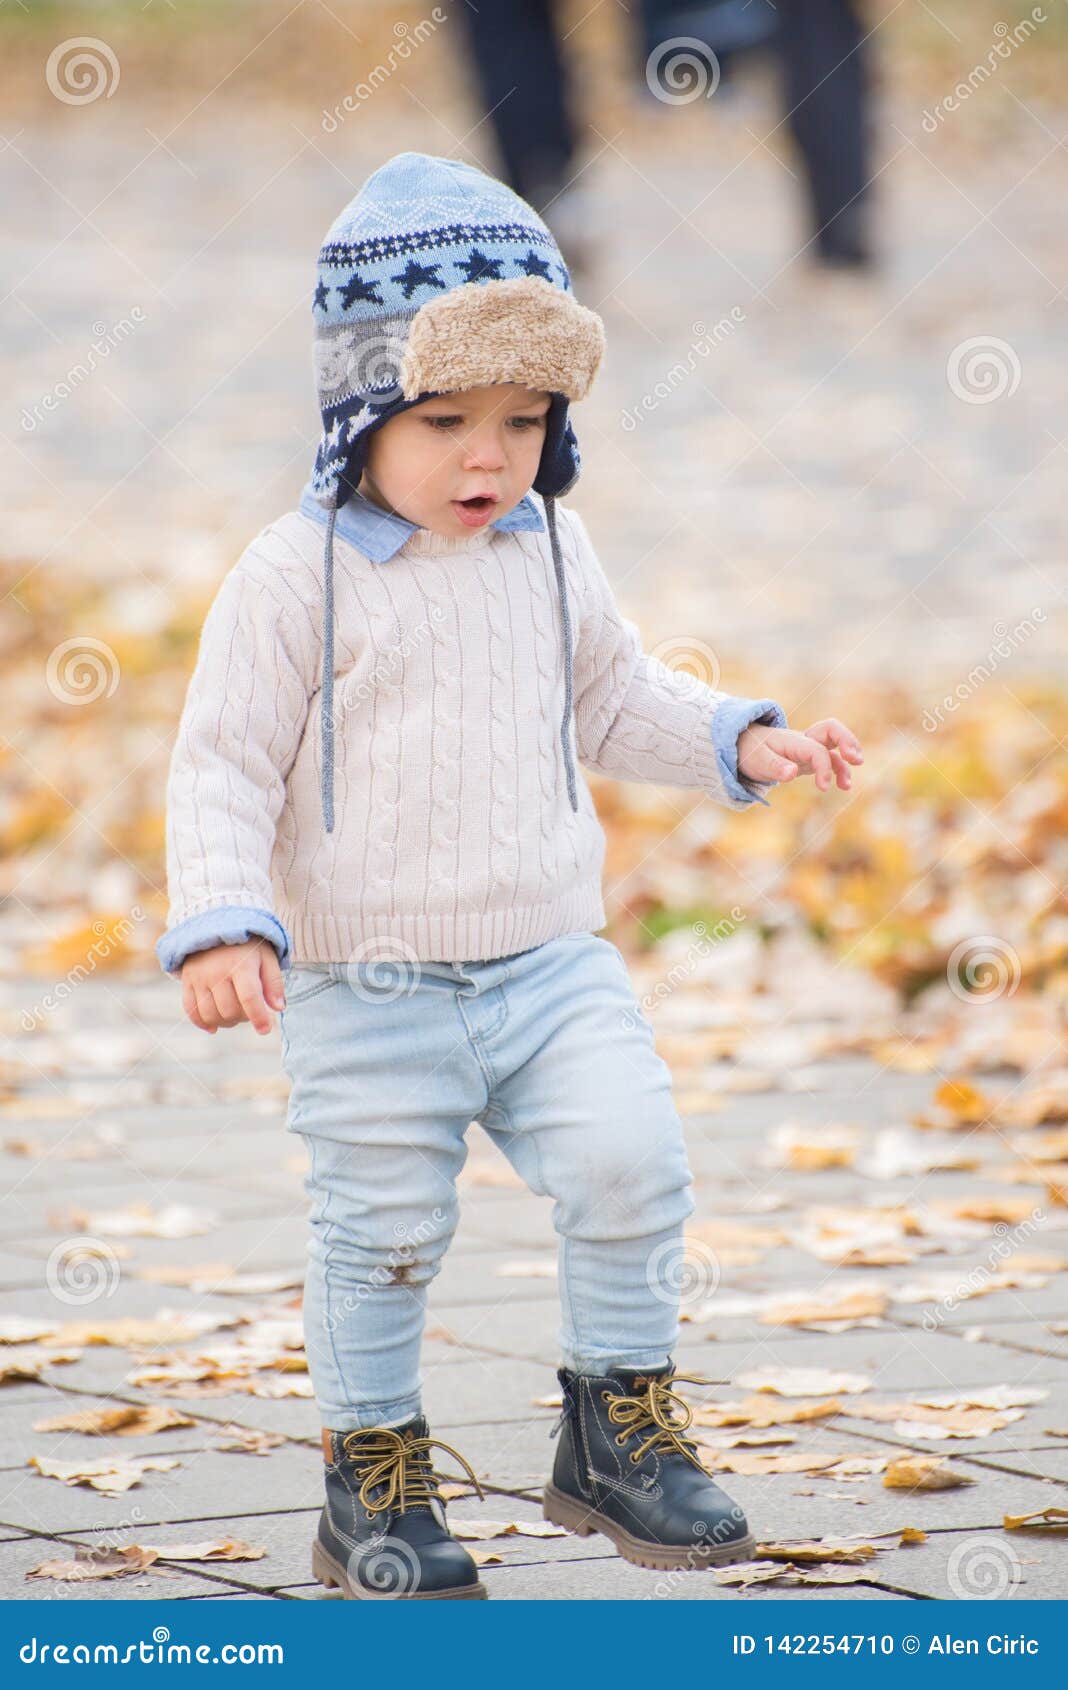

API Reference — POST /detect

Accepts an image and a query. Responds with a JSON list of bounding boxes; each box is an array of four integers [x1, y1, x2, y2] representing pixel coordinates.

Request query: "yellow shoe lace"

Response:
[[601, 1372, 715, 1472], [340, 1425, 486, 1520]]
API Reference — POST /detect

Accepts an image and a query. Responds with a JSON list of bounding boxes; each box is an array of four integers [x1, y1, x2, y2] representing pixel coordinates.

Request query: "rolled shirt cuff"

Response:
[[710, 697, 788, 807], [155, 906, 292, 976]]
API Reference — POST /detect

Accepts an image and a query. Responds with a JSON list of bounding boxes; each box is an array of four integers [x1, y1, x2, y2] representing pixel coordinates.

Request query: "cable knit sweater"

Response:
[[156, 493, 786, 974]]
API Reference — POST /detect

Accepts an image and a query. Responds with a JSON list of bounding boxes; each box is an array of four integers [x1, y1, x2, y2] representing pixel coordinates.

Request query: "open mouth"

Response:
[[451, 494, 499, 526]]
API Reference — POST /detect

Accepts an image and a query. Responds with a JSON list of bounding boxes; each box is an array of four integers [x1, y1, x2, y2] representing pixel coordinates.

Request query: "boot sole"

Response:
[[312, 1540, 487, 1600], [542, 1482, 756, 1571]]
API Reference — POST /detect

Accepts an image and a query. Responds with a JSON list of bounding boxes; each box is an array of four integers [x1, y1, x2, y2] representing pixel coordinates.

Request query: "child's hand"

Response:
[[737, 717, 863, 794], [180, 939, 286, 1036]]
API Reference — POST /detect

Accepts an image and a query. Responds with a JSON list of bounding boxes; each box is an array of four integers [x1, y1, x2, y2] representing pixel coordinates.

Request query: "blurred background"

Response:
[[2, 0, 1066, 992], [2, 4, 1068, 1604]]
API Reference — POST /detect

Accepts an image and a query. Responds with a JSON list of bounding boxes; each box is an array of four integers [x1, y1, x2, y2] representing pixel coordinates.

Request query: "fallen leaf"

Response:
[[150, 1539, 265, 1562], [59, 1203, 218, 1239], [211, 1426, 286, 1456], [884, 1456, 976, 1491], [450, 1519, 568, 1541], [1003, 1506, 1068, 1530], [754, 1537, 879, 1564], [29, 1455, 181, 1495], [692, 1396, 843, 1429], [32, 1404, 195, 1437], [27, 1547, 159, 1582], [735, 1366, 871, 1397]]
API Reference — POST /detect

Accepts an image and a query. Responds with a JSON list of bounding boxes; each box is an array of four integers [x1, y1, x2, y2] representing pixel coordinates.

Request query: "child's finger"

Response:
[[788, 735, 834, 791], [191, 985, 219, 1034], [260, 947, 286, 1011], [233, 973, 274, 1036], [182, 981, 215, 1034], [807, 718, 864, 760], [753, 748, 798, 781], [829, 747, 852, 790]]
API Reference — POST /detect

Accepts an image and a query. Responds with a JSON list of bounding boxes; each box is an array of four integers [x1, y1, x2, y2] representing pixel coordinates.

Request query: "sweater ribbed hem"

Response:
[[278, 877, 608, 966]]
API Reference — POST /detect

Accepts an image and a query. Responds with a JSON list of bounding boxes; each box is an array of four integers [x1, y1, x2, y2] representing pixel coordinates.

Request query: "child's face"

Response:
[[357, 383, 552, 536]]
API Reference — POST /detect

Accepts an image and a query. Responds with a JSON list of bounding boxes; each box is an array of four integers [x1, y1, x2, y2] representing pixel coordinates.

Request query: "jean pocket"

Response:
[[283, 966, 335, 1006]]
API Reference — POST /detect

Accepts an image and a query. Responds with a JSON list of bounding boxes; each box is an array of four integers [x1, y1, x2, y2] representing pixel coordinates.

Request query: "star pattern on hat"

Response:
[[390, 258, 446, 299], [313, 280, 331, 312], [338, 271, 385, 311], [455, 246, 505, 283], [520, 249, 554, 282]]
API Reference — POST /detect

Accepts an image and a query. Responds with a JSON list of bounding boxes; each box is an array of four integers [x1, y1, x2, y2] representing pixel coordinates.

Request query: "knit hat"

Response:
[[308, 152, 606, 832]]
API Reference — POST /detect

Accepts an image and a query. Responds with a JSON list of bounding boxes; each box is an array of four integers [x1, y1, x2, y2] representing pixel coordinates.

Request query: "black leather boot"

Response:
[[543, 1361, 756, 1570], [314, 1414, 488, 1598]]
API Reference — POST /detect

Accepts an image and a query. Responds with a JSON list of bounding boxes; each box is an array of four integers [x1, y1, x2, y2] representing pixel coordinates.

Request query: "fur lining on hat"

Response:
[[400, 275, 604, 403]]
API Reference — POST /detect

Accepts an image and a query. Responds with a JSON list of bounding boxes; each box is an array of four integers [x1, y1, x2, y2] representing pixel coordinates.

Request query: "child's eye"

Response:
[[425, 415, 462, 430], [508, 415, 548, 430]]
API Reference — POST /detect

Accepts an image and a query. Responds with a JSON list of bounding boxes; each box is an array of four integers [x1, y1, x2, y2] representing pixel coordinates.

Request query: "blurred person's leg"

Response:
[[778, 0, 873, 267], [454, 0, 589, 269]]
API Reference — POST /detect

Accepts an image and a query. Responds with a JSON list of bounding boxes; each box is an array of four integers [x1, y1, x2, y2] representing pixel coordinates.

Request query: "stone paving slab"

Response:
[[0, 1444, 325, 1538], [0, 1396, 224, 1470], [11, 1213, 312, 1277], [0, 1179, 283, 1245], [0, 1536, 253, 1600]]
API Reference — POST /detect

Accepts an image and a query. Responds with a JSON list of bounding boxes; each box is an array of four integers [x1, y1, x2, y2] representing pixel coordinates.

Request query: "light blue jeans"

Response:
[[278, 933, 695, 1430]]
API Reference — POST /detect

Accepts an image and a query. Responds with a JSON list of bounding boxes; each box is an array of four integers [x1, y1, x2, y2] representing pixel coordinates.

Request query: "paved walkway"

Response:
[[1, 960, 1065, 1601]]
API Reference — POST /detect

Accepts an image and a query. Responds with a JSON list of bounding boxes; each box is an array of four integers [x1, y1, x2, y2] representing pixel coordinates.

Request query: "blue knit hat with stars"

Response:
[[307, 151, 606, 833]]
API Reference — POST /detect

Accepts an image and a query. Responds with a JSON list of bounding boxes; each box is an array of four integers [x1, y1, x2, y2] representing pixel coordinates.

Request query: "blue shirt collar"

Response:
[[297, 481, 545, 562]]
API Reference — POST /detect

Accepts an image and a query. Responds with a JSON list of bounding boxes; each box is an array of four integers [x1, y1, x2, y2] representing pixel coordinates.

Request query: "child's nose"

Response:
[[462, 428, 507, 472]]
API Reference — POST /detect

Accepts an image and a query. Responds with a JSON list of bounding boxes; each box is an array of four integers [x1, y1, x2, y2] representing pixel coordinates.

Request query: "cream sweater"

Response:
[[158, 495, 784, 971]]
